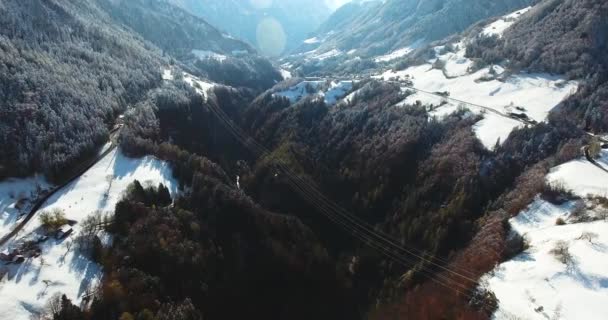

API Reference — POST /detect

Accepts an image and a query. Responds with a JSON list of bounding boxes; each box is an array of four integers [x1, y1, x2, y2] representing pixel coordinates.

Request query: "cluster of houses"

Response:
[[0, 224, 73, 265]]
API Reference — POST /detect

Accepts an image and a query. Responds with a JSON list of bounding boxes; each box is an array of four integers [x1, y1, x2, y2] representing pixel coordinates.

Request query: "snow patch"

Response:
[[374, 39, 425, 62], [273, 80, 354, 106], [324, 81, 353, 105], [191, 49, 227, 62], [473, 112, 522, 149], [280, 68, 292, 80], [547, 156, 608, 197], [482, 7, 532, 38], [183, 73, 216, 99], [162, 68, 174, 81], [303, 37, 320, 44]]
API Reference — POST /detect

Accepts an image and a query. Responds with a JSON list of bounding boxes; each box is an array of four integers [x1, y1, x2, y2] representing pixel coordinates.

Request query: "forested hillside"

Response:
[[97, 0, 252, 56], [105, 75, 583, 318], [0, 0, 281, 181], [464, 0, 608, 131], [97, 0, 283, 90], [0, 0, 163, 180]]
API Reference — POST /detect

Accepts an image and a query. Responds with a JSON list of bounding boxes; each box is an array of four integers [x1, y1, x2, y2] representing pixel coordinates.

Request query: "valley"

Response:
[[0, 0, 607, 319]]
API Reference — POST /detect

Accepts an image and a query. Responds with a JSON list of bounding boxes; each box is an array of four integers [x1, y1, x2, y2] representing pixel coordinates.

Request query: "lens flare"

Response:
[[256, 17, 286, 56]]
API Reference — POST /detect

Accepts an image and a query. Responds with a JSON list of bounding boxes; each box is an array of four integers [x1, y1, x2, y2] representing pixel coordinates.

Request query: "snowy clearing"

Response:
[[0, 149, 177, 320], [273, 80, 354, 105], [374, 39, 425, 63], [162, 68, 174, 81], [280, 68, 292, 80], [547, 155, 608, 198], [482, 7, 532, 38], [473, 112, 522, 149], [183, 73, 217, 99], [191, 49, 227, 62], [483, 197, 608, 320]]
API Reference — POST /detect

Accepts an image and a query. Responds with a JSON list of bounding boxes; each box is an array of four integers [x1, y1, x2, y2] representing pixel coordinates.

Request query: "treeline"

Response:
[[0, 0, 164, 180], [192, 56, 283, 91]]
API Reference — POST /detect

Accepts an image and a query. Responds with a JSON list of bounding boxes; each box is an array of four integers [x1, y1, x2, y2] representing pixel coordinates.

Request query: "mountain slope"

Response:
[[0, 0, 164, 180], [296, 0, 534, 57], [96, 0, 283, 90], [167, 0, 332, 55], [0, 0, 280, 181], [465, 0, 608, 131], [96, 0, 253, 56]]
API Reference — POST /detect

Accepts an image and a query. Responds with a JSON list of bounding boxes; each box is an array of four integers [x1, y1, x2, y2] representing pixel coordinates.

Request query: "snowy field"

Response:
[[0, 149, 177, 320], [482, 7, 532, 38], [379, 65, 578, 125], [376, 6, 577, 150], [547, 153, 608, 197], [374, 39, 425, 63], [483, 197, 608, 320], [473, 113, 523, 149], [191, 49, 227, 62], [273, 80, 353, 105], [483, 150, 608, 320]]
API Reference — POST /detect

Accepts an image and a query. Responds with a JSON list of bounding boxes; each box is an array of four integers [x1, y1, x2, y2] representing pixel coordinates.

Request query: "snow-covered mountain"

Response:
[[294, 0, 534, 58], [167, 0, 334, 55]]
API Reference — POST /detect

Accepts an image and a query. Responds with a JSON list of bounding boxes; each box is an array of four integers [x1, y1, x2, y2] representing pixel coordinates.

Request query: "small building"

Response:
[[56, 225, 73, 240], [0, 249, 14, 261], [11, 255, 25, 264]]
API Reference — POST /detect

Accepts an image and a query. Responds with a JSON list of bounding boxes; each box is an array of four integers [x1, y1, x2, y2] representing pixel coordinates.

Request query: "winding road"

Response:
[[0, 126, 122, 248]]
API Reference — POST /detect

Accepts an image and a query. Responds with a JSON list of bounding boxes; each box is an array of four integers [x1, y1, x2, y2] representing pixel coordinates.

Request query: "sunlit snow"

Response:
[[273, 80, 353, 105], [0, 149, 177, 320], [482, 7, 532, 38], [482, 197, 608, 320]]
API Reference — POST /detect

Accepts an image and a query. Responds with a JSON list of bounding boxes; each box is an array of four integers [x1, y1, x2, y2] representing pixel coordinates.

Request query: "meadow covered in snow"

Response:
[[0, 149, 177, 320], [482, 150, 608, 320], [273, 80, 354, 105], [374, 7, 578, 150]]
